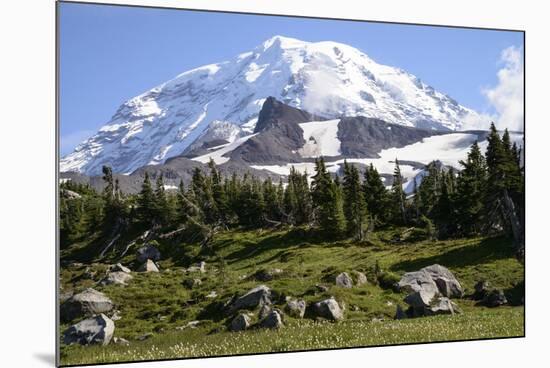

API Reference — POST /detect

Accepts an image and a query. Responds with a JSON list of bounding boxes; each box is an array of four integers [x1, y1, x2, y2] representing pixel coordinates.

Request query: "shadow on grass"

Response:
[[390, 236, 516, 272], [223, 228, 319, 263]]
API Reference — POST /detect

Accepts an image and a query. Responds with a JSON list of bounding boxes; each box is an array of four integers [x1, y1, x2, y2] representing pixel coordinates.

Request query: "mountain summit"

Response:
[[61, 35, 485, 175]]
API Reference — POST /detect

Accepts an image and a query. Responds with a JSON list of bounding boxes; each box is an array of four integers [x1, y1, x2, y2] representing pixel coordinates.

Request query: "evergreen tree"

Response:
[[342, 161, 368, 239], [390, 159, 406, 224], [311, 157, 346, 236], [363, 163, 390, 226], [137, 172, 156, 226], [455, 141, 487, 235]]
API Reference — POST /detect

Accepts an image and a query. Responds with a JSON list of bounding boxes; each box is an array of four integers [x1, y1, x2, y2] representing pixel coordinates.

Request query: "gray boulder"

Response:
[[353, 271, 368, 286], [258, 304, 272, 320], [61, 288, 114, 322], [137, 245, 161, 263], [101, 272, 133, 286], [404, 288, 438, 311], [472, 280, 490, 301], [63, 314, 114, 346], [483, 289, 508, 307], [111, 263, 131, 273], [398, 265, 463, 298], [335, 272, 353, 288], [230, 313, 251, 332], [311, 297, 344, 321], [260, 310, 283, 329], [429, 297, 461, 315], [398, 269, 439, 296], [227, 285, 271, 313], [286, 298, 306, 318], [422, 264, 464, 298], [253, 268, 283, 281], [138, 259, 159, 273]]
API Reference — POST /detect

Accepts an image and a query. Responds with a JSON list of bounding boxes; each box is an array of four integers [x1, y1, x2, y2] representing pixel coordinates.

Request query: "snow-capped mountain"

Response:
[[61, 35, 486, 175]]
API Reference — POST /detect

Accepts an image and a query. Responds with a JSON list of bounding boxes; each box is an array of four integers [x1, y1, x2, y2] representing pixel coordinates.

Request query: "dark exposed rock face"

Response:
[[230, 98, 323, 165], [337, 116, 442, 158]]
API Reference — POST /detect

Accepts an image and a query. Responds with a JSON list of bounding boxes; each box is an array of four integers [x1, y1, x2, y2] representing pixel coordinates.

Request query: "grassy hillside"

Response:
[[59, 227, 524, 366]]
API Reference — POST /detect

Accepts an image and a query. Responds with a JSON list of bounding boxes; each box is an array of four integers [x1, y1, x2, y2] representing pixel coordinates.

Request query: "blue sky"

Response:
[[59, 2, 524, 155]]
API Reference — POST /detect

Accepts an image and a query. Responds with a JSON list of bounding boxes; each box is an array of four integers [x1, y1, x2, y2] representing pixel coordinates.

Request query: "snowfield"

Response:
[[191, 133, 258, 165], [298, 119, 342, 157]]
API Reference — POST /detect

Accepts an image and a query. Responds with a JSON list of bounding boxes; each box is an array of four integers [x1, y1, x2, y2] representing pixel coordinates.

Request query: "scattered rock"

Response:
[[63, 314, 114, 346], [311, 297, 344, 321], [253, 268, 283, 281], [286, 298, 306, 318], [175, 321, 203, 331], [258, 304, 272, 320], [315, 284, 329, 293], [227, 285, 272, 314], [398, 269, 439, 296], [113, 337, 130, 346], [429, 297, 461, 315], [398, 264, 463, 298], [335, 272, 353, 288], [59, 290, 74, 304], [353, 271, 368, 286], [422, 264, 464, 298], [137, 333, 153, 341], [138, 259, 159, 273], [482, 289, 508, 307], [137, 245, 161, 263], [230, 313, 251, 332], [61, 288, 114, 322], [111, 263, 131, 273], [472, 280, 490, 301], [110, 310, 122, 321], [183, 278, 202, 289], [260, 310, 283, 329], [101, 271, 133, 286], [404, 289, 438, 311]]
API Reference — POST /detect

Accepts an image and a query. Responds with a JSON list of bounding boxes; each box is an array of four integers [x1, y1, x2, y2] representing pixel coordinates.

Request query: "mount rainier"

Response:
[[60, 35, 487, 176]]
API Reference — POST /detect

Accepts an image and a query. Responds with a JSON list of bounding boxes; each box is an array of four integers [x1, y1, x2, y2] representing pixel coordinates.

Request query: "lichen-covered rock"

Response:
[[63, 314, 114, 346]]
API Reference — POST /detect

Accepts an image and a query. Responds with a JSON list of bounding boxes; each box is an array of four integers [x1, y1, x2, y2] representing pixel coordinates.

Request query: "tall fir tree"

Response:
[[311, 157, 346, 236], [342, 161, 369, 239], [390, 159, 406, 224], [363, 163, 390, 226], [455, 141, 487, 235]]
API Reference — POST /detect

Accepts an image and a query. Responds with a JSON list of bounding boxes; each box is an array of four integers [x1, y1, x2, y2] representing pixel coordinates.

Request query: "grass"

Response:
[[59, 226, 524, 366]]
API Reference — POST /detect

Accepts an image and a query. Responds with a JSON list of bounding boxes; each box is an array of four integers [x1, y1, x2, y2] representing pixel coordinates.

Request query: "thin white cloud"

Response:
[[60, 130, 94, 156], [483, 46, 524, 131]]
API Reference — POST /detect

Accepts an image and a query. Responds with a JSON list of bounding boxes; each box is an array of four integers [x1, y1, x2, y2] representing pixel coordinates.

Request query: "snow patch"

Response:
[[298, 119, 341, 157]]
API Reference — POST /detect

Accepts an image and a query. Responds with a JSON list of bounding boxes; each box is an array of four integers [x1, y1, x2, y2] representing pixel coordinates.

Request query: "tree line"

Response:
[[60, 123, 524, 252]]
